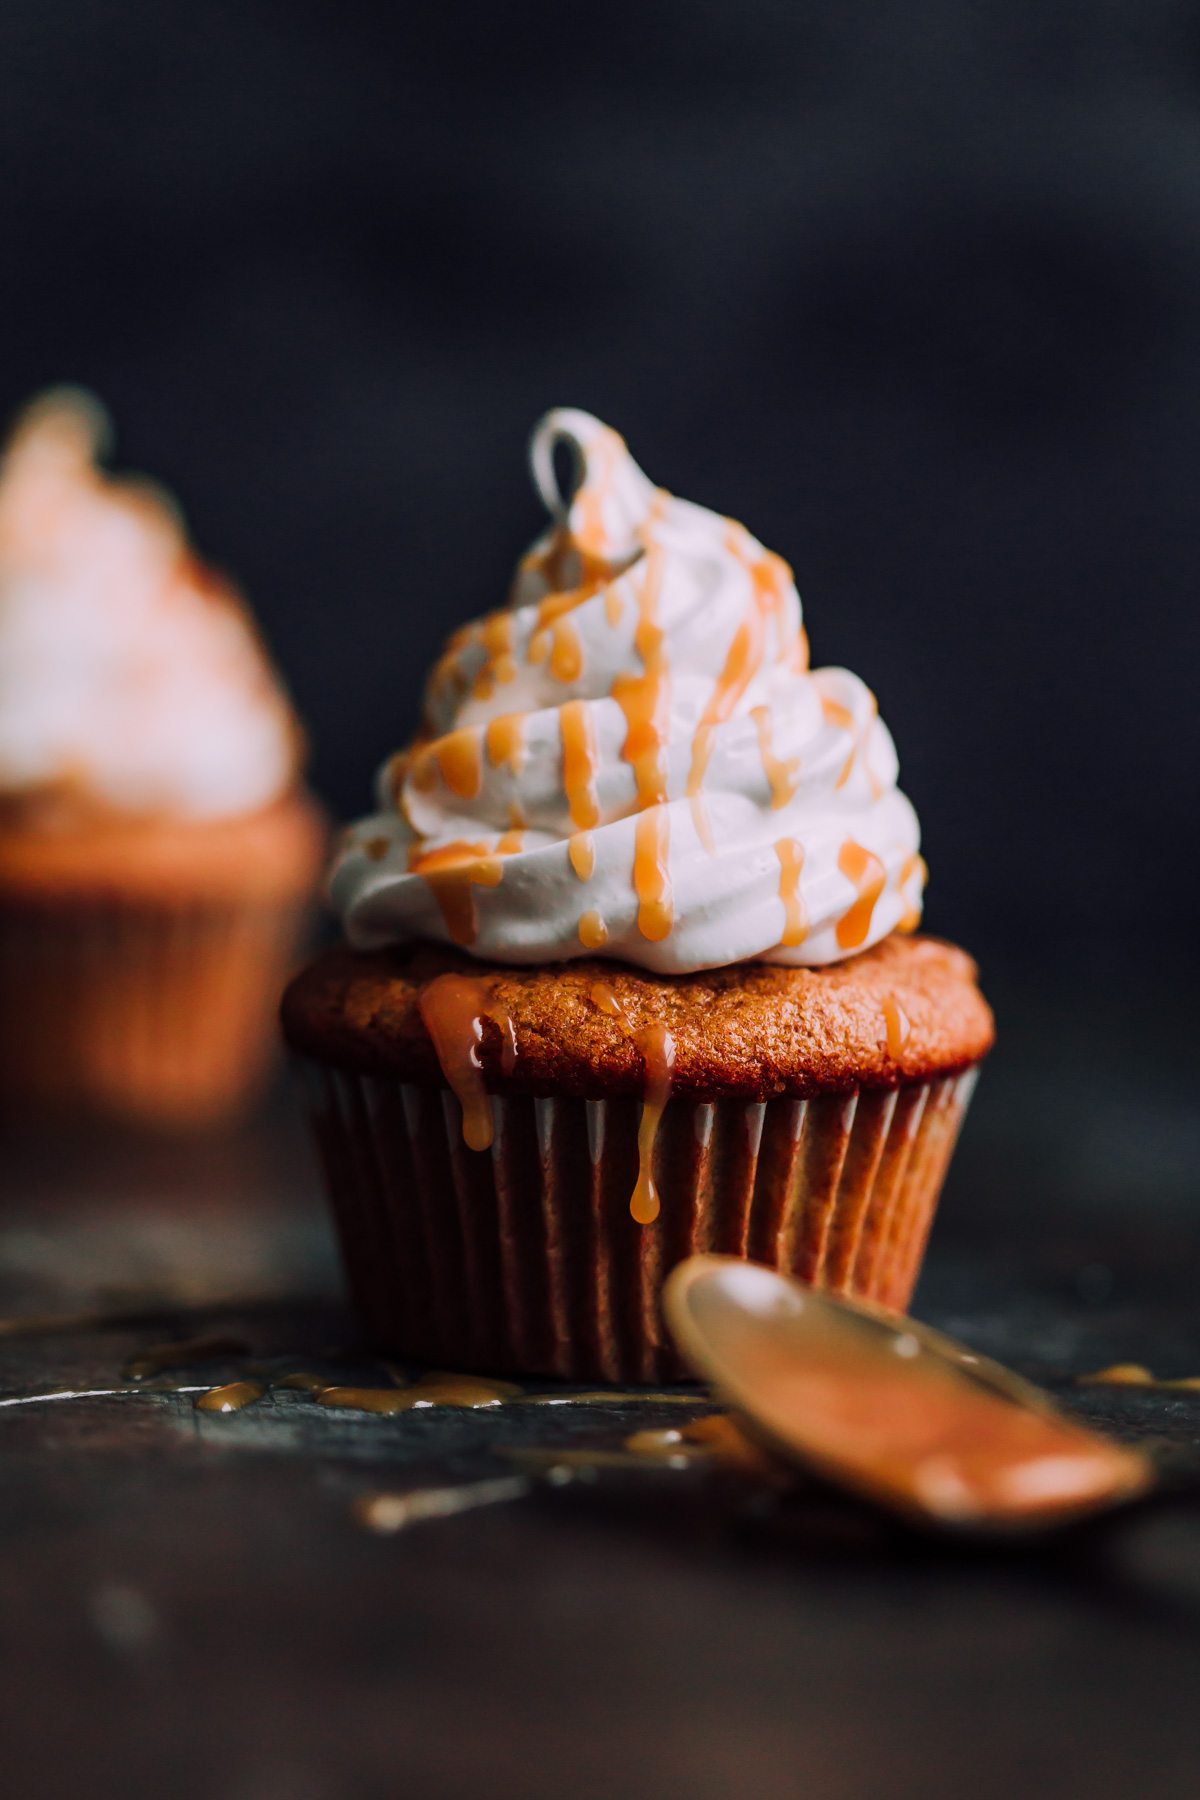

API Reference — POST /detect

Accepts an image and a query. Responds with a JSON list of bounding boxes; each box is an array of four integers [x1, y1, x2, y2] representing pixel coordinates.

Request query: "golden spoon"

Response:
[[663, 1255, 1153, 1533]]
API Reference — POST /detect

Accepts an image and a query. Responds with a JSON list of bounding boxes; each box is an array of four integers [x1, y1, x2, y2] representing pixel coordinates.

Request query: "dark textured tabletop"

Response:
[[3, 970, 1200, 1800]]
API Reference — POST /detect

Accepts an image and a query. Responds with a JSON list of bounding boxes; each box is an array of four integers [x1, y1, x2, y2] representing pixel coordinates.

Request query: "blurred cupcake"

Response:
[[0, 389, 325, 1124], [283, 409, 992, 1380]]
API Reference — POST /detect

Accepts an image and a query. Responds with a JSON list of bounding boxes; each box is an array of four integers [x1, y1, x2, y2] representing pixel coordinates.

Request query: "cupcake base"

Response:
[[298, 1060, 979, 1382]]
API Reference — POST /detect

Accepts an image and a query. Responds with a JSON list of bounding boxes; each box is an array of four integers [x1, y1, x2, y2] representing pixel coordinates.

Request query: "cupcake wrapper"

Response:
[[0, 896, 309, 1124], [299, 1060, 979, 1383]]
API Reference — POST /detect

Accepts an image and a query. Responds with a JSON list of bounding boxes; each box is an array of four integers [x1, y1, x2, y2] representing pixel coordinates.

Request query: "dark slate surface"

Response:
[[4, 973, 1200, 1800]]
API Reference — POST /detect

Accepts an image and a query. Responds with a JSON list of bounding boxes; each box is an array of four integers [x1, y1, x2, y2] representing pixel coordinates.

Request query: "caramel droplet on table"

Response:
[[320, 1374, 521, 1412], [195, 1381, 264, 1414], [1074, 1364, 1154, 1387], [418, 972, 502, 1151], [316, 1386, 415, 1414], [836, 840, 886, 950], [630, 1022, 675, 1224], [775, 838, 807, 947]]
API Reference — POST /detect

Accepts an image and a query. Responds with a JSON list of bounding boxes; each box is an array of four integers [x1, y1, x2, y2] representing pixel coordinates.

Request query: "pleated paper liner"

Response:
[[299, 1061, 979, 1384], [0, 895, 311, 1124]]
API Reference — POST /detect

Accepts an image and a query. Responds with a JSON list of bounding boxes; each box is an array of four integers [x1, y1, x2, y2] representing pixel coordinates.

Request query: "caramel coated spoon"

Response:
[[663, 1256, 1153, 1533]]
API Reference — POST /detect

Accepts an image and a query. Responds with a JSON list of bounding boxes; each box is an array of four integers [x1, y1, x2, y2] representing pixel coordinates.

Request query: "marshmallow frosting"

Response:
[[0, 389, 300, 822], [334, 409, 924, 973]]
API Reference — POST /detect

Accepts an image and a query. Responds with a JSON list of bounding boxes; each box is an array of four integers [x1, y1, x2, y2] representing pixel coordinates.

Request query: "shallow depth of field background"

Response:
[[2, 3, 1199, 978]]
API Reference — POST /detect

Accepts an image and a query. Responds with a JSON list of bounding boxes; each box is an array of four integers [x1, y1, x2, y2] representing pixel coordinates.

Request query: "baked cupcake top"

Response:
[[282, 933, 992, 1102], [0, 389, 301, 827], [333, 409, 924, 975]]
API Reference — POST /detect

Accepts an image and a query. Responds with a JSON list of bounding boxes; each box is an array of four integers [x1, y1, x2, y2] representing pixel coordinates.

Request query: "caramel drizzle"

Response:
[[578, 909, 608, 949], [882, 995, 911, 1058], [633, 804, 673, 941], [588, 985, 674, 1223], [471, 611, 517, 700], [418, 972, 517, 1152], [522, 433, 628, 666], [560, 700, 600, 830], [409, 834, 523, 946], [685, 528, 792, 819], [750, 705, 800, 809], [569, 833, 595, 880], [485, 713, 527, 777], [775, 838, 808, 947], [895, 852, 927, 934], [611, 531, 671, 809], [836, 840, 887, 950], [409, 727, 485, 802], [631, 1022, 675, 1224]]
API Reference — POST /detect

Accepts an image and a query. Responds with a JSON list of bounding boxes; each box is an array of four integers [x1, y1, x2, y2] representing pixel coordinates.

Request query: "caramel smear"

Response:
[[750, 704, 800, 809], [418, 972, 515, 1151], [633, 804, 673, 941], [775, 838, 808, 948], [409, 841, 505, 947], [836, 840, 886, 950], [882, 995, 912, 1059], [630, 1022, 675, 1224], [561, 700, 601, 830], [590, 982, 634, 1035], [194, 1381, 264, 1414], [485, 712, 527, 777], [122, 1335, 248, 1381], [578, 910, 608, 949]]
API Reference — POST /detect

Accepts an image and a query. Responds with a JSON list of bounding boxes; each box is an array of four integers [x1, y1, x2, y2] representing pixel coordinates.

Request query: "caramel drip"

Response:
[[685, 527, 792, 813], [421, 727, 483, 801], [590, 982, 633, 1033], [611, 527, 671, 807], [472, 611, 517, 700], [418, 972, 513, 1151], [195, 1381, 264, 1414], [835, 692, 879, 794], [775, 838, 808, 947], [633, 804, 673, 941], [578, 910, 608, 949], [485, 713, 527, 777], [409, 841, 504, 946], [882, 995, 911, 1059], [896, 852, 927, 933], [569, 832, 595, 880], [560, 700, 600, 830], [550, 614, 583, 682], [794, 625, 810, 672], [750, 705, 800, 808], [836, 841, 887, 949], [630, 1022, 675, 1224]]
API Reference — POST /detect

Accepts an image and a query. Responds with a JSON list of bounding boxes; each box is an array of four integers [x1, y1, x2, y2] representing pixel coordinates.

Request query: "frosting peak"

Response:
[[334, 409, 924, 972], [0, 388, 300, 823]]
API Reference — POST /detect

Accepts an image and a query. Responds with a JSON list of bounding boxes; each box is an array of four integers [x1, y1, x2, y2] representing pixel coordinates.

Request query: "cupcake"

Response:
[[0, 389, 325, 1124], [283, 409, 992, 1380]]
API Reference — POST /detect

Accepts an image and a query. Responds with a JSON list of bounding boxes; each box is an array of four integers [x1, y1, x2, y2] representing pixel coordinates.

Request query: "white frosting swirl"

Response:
[[334, 408, 924, 972], [0, 389, 299, 821]]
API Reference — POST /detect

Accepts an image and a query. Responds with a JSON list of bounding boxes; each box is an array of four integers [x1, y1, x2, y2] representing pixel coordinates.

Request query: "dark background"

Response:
[[3, 0, 1199, 975]]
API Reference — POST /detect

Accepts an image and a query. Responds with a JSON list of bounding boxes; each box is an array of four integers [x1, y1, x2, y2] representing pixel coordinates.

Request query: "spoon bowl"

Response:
[[663, 1257, 1153, 1532]]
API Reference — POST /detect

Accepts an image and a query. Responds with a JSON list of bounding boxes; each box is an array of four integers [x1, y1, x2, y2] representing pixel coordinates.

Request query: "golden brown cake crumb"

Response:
[[282, 934, 993, 1101]]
